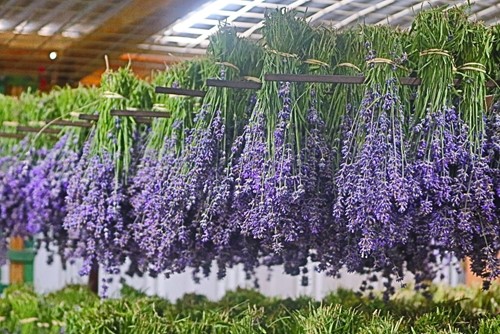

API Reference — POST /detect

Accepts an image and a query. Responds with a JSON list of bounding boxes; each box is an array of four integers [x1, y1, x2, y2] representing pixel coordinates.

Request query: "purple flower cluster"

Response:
[[127, 75, 499, 289], [64, 137, 133, 285], [331, 78, 418, 277], [25, 134, 79, 265], [0, 82, 497, 296], [402, 103, 499, 282], [229, 84, 339, 277], [0, 142, 45, 263], [131, 107, 231, 277]]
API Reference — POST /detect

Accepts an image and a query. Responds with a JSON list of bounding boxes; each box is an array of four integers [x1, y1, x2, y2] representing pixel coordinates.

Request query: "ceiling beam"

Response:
[[49, 0, 206, 85]]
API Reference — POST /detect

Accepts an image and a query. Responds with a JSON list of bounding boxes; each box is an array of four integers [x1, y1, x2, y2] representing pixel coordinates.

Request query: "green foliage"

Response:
[[0, 284, 498, 333]]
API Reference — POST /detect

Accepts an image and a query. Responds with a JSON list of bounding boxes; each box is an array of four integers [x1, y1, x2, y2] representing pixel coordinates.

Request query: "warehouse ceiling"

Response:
[[0, 0, 498, 86]]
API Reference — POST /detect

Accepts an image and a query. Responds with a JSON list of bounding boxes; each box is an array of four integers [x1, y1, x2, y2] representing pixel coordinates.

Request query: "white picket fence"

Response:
[[1, 246, 463, 301]]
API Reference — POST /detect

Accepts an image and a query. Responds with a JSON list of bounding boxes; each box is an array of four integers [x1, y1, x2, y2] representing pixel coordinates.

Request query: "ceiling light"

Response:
[[38, 29, 53, 37], [13, 20, 28, 34], [38, 24, 59, 37], [0, 19, 10, 31], [171, 0, 231, 33], [49, 51, 58, 60], [62, 31, 82, 38]]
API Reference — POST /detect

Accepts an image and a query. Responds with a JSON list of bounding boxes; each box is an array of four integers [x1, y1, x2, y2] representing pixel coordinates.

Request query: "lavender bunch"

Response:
[[409, 105, 499, 282], [25, 133, 80, 266], [131, 28, 263, 279], [410, 8, 499, 284], [63, 67, 149, 294], [129, 61, 208, 257], [0, 154, 16, 263], [0, 142, 44, 263], [467, 102, 500, 281], [334, 74, 416, 269], [234, 11, 341, 278], [131, 107, 225, 276]]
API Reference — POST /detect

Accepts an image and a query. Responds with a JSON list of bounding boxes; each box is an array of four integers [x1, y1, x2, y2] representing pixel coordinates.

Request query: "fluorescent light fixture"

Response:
[[13, 20, 28, 34], [137, 43, 207, 55], [171, 0, 232, 33], [38, 24, 58, 37], [62, 30, 82, 38], [38, 30, 53, 36], [67, 24, 96, 35], [49, 51, 57, 60], [0, 19, 10, 31]]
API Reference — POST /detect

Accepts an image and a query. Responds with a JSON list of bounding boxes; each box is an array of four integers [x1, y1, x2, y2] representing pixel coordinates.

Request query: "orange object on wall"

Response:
[[464, 257, 500, 287], [9, 237, 24, 284]]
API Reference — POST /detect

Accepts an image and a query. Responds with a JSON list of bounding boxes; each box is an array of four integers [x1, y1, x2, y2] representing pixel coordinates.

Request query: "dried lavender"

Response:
[[25, 134, 80, 265]]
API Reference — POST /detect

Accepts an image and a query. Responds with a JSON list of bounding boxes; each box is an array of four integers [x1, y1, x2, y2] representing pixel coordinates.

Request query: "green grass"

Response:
[[0, 284, 498, 333]]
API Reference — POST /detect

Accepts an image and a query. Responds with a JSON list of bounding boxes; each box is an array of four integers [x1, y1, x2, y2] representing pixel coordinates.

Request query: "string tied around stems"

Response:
[[366, 57, 409, 71], [27, 121, 46, 127], [101, 91, 126, 100], [304, 58, 330, 68], [333, 62, 362, 73], [241, 76, 262, 83], [419, 48, 452, 57], [457, 62, 487, 74], [2, 121, 19, 127], [152, 104, 169, 112], [419, 48, 457, 72], [266, 48, 299, 59], [215, 62, 240, 73]]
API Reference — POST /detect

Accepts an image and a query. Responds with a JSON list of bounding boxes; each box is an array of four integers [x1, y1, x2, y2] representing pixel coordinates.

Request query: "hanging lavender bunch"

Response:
[[0, 141, 46, 263], [230, 104, 269, 275], [63, 67, 149, 295], [233, 12, 349, 280], [332, 31, 417, 278], [466, 101, 500, 282], [64, 143, 127, 276], [409, 104, 499, 282], [130, 133, 180, 276], [193, 93, 262, 281], [129, 60, 207, 276], [132, 103, 226, 278], [0, 154, 16, 264], [192, 29, 265, 278], [410, 8, 499, 284], [132, 28, 263, 280], [25, 133, 80, 266]]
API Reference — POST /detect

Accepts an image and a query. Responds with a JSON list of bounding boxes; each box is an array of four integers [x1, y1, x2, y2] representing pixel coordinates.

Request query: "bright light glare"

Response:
[[171, 0, 231, 32], [0, 19, 10, 31], [62, 30, 81, 38], [13, 20, 28, 34], [38, 23, 59, 37], [49, 51, 57, 60]]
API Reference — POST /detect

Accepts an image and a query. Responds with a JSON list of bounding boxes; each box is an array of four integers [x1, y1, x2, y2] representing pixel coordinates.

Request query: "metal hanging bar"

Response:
[[78, 114, 99, 121], [78, 113, 153, 125], [17, 126, 60, 135], [110, 110, 171, 118], [265, 74, 366, 84], [0, 132, 25, 139], [50, 120, 93, 128], [206, 79, 262, 90], [155, 86, 206, 97]]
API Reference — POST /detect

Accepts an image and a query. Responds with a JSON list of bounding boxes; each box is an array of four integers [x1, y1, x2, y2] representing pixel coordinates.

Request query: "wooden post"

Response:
[[88, 261, 99, 294], [7, 237, 35, 286], [9, 237, 24, 284]]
